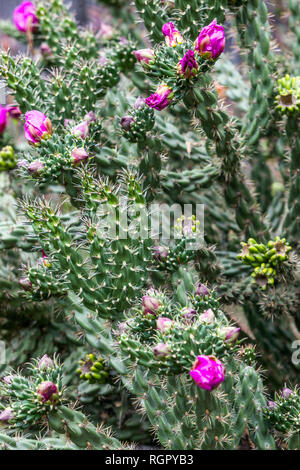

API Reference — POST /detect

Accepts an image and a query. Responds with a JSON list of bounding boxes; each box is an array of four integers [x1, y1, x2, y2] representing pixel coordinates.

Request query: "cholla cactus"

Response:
[[0, 0, 299, 451]]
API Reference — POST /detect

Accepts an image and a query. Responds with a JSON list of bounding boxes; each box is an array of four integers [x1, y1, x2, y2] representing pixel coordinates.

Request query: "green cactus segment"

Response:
[[275, 75, 300, 114], [265, 387, 300, 435], [134, 0, 168, 44]]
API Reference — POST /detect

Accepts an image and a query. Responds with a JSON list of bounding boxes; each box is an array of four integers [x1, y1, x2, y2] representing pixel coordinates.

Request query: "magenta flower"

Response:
[[190, 355, 225, 391], [13, 1, 38, 33], [37, 381, 58, 403], [6, 105, 22, 120], [162, 22, 183, 47], [156, 317, 174, 332], [71, 121, 89, 139], [0, 106, 8, 134], [195, 19, 225, 60], [178, 49, 198, 78], [24, 110, 52, 144], [0, 407, 14, 423], [38, 355, 54, 370], [145, 84, 173, 111], [133, 49, 154, 64], [142, 294, 160, 315], [71, 147, 89, 164]]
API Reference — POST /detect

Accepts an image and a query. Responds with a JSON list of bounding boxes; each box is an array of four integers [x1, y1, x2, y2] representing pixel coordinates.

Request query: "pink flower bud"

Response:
[[145, 84, 173, 111], [24, 110, 52, 144], [156, 317, 174, 332], [195, 283, 210, 297], [199, 308, 215, 323], [27, 160, 45, 174], [6, 105, 22, 120], [13, 1, 39, 33], [18, 277, 32, 291], [0, 407, 14, 423], [219, 326, 240, 343], [153, 245, 168, 260], [267, 400, 277, 409], [142, 295, 160, 315], [3, 375, 15, 385], [71, 148, 89, 164], [71, 121, 89, 139], [85, 111, 97, 123], [195, 19, 225, 60], [133, 49, 154, 64], [134, 96, 145, 110], [40, 42, 52, 57], [178, 49, 198, 78], [38, 355, 54, 370], [281, 387, 293, 399], [37, 381, 58, 403], [182, 307, 197, 323], [190, 355, 225, 391], [162, 22, 183, 47], [120, 116, 134, 131], [154, 343, 170, 357], [0, 106, 8, 134]]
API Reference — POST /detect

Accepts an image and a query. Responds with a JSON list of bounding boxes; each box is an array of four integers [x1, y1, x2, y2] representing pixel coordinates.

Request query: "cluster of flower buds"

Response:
[[275, 75, 300, 114], [238, 237, 292, 290], [13, 1, 38, 34], [77, 354, 109, 384], [0, 145, 17, 171], [266, 387, 299, 433], [120, 96, 155, 142], [139, 19, 225, 112]]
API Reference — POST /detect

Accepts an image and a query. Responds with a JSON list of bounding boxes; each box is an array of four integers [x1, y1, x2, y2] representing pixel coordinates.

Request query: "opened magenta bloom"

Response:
[[13, 1, 38, 33], [145, 84, 173, 111], [195, 19, 225, 59], [178, 49, 198, 78], [0, 106, 8, 134], [190, 355, 225, 391], [162, 22, 183, 47], [24, 110, 52, 144]]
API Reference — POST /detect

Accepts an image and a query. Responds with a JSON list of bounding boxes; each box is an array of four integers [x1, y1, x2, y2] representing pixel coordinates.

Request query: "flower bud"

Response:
[[120, 116, 134, 131], [267, 400, 277, 409], [0, 407, 14, 423], [24, 110, 52, 144], [153, 245, 168, 260], [154, 343, 170, 358], [156, 317, 174, 333], [40, 42, 52, 58], [219, 326, 240, 343], [85, 111, 97, 123], [134, 96, 146, 110], [3, 375, 14, 385], [71, 147, 89, 164], [162, 22, 183, 47], [18, 277, 32, 291], [178, 49, 198, 79], [38, 354, 54, 370], [142, 295, 160, 315], [195, 283, 210, 297], [281, 387, 293, 399], [145, 84, 173, 111], [182, 307, 197, 323], [133, 49, 154, 64], [195, 19, 225, 60], [6, 105, 22, 120], [71, 121, 89, 139], [27, 160, 45, 174], [190, 355, 225, 391], [37, 381, 58, 403], [199, 308, 215, 323], [13, 1, 38, 33]]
